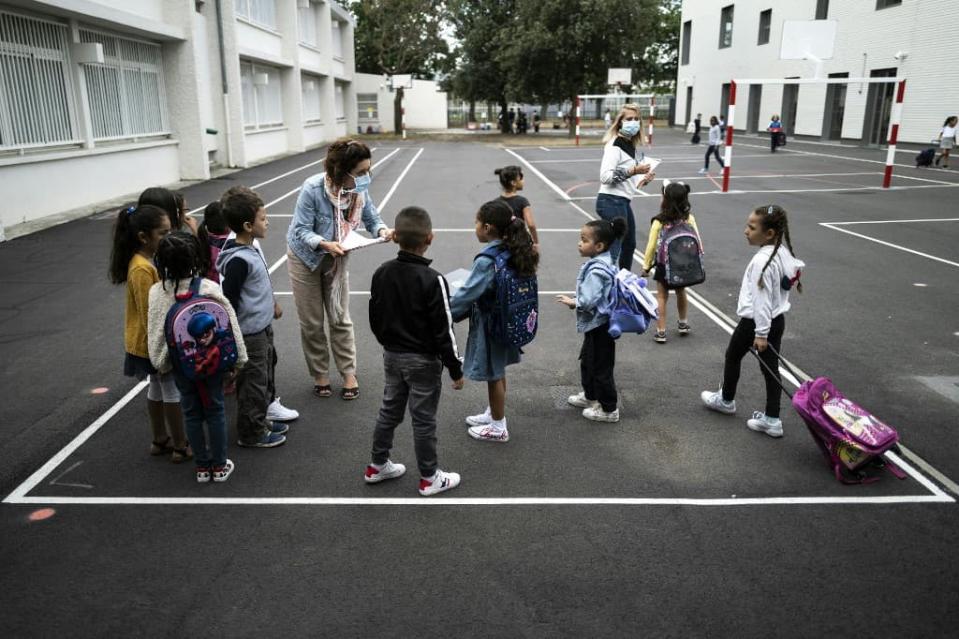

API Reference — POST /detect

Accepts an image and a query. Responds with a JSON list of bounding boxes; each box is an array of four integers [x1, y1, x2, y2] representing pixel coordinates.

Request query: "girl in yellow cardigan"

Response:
[[641, 181, 702, 344]]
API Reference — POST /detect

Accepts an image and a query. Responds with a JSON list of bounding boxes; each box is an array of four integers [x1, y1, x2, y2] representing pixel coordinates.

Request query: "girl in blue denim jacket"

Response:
[[556, 217, 627, 423]]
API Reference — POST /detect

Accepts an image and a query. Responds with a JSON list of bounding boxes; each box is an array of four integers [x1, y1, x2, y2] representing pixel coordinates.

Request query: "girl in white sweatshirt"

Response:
[[701, 205, 804, 438]]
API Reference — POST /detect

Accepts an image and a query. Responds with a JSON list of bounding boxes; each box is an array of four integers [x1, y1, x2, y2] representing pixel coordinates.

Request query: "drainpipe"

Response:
[[215, 0, 233, 167]]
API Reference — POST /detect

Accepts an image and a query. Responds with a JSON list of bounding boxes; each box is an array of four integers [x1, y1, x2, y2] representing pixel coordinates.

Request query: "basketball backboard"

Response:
[[780, 20, 836, 60], [607, 68, 632, 86], [389, 74, 414, 90]]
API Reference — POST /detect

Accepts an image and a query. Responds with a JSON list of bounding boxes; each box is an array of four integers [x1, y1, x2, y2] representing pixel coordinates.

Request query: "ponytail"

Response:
[[494, 165, 523, 191], [477, 199, 538, 277], [586, 217, 626, 252], [755, 204, 802, 293], [108, 204, 168, 284]]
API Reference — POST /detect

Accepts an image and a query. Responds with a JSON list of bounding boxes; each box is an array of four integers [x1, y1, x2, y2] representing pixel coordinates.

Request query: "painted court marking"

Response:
[[819, 223, 959, 269]]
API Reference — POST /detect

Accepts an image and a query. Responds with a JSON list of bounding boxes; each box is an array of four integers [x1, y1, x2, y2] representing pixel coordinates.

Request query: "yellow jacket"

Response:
[[124, 253, 158, 358], [642, 214, 700, 272]]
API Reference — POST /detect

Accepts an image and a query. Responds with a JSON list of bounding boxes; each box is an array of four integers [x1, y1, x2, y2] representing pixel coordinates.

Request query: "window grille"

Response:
[[235, 0, 276, 30], [240, 61, 283, 129], [298, 3, 318, 47], [334, 83, 345, 120], [79, 28, 167, 140], [301, 73, 321, 122], [357, 93, 378, 121], [0, 11, 78, 150]]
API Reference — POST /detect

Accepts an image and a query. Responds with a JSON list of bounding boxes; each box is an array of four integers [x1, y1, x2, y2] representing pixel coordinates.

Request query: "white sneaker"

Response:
[[747, 411, 783, 438], [267, 397, 299, 422], [418, 469, 461, 496], [582, 405, 620, 422], [698, 168, 708, 175], [364, 459, 407, 483], [701, 390, 736, 415], [468, 424, 510, 442], [465, 407, 493, 427], [567, 392, 596, 409], [212, 459, 235, 483]]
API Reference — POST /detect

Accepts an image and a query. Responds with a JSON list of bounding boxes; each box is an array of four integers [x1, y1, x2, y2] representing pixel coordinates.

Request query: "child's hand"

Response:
[[320, 241, 346, 256], [452, 376, 465, 390], [555, 295, 575, 309], [378, 228, 394, 241], [273, 301, 283, 320], [753, 336, 768, 352]]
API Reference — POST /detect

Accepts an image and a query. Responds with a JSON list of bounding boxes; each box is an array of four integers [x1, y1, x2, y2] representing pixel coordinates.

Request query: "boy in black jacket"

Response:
[[366, 206, 464, 496]]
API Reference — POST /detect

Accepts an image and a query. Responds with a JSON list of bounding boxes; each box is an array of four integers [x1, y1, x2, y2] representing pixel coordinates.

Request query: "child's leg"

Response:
[[655, 281, 668, 332], [164, 402, 189, 451], [236, 328, 271, 443], [488, 378, 507, 421], [204, 376, 228, 468], [579, 332, 595, 400], [371, 352, 411, 465], [405, 355, 443, 478], [757, 316, 786, 419], [675, 287, 689, 324], [172, 374, 211, 468], [721, 319, 755, 402], [146, 397, 168, 447], [591, 327, 617, 412]]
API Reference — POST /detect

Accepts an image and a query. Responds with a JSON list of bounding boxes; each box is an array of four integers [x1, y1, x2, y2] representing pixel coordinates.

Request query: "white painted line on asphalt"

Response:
[[820, 223, 959, 268], [539, 146, 550, 152], [504, 147, 571, 201], [824, 217, 959, 226], [377, 147, 424, 214]]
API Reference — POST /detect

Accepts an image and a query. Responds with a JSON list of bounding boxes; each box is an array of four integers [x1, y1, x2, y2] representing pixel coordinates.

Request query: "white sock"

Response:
[[371, 461, 385, 470], [490, 417, 507, 431], [422, 473, 436, 482]]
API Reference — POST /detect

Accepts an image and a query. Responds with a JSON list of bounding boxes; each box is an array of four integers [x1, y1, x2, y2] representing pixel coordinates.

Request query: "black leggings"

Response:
[[705, 145, 724, 169], [580, 324, 617, 412], [721, 316, 785, 418]]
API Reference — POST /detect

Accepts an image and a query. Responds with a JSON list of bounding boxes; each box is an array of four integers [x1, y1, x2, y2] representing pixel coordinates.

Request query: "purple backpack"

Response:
[[655, 221, 705, 288]]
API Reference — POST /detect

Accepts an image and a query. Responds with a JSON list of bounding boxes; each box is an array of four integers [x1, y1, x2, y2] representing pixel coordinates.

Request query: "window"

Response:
[[297, 2, 318, 47], [357, 93, 378, 121], [876, 0, 901, 9], [331, 20, 344, 59], [681, 20, 691, 65], [79, 28, 168, 140], [234, 0, 276, 30], [240, 61, 282, 129], [301, 73, 321, 122], [334, 83, 345, 120], [757, 9, 771, 45], [815, 0, 829, 19], [0, 11, 77, 149], [719, 5, 734, 49]]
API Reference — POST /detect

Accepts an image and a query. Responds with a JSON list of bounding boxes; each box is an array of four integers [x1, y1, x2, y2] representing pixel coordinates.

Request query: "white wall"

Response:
[[354, 74, 448, 132]]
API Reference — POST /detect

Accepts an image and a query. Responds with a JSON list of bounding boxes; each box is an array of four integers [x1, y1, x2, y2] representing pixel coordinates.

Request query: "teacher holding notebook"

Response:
[[287, 138, 392, 400]]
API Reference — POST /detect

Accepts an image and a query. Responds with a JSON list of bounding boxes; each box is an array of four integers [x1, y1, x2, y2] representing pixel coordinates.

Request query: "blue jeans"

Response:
[[173, 371, 227, 468], [595, 193, 636, 270]]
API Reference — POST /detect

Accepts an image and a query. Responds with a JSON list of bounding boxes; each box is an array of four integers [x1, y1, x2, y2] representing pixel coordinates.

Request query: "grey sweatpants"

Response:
[[236, 325, 275, 443]]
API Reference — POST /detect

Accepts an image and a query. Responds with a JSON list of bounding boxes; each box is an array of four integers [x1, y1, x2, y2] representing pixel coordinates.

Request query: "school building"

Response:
[[674, 0, 959, 146], [0, 0, 358, 238]]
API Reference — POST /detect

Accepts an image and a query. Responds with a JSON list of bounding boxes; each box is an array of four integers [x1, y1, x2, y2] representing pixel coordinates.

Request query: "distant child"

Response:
[[701, 205, 805, 438], [197, 200, 230, 282], [217, 186, 289, 448], [767, 114, 784, 153], [699, 116, 725, 175], [451, 199, 539, 442], [108, 203, 192, 462], [366, 206, 465, 495], [641, 181, 701, 343], [556, 217, 627, 423], [138, 186, 197, 234], [147, 232, 248, 483], [494, 165, 540, 250], [935, 115, 957, 168]]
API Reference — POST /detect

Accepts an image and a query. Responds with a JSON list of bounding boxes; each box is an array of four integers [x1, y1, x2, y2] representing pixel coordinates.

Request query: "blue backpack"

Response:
[[590, 263, 659, 339], [164, 278, 239, 381], [478, 245, 538, 347]]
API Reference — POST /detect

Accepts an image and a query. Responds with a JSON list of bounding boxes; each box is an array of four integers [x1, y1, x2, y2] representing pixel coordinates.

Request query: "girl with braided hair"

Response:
[[701, 205, 804, 438]]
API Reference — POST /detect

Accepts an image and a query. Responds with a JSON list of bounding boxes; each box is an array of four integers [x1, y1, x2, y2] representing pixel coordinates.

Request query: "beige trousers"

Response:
[[287, 250, 357, 378]]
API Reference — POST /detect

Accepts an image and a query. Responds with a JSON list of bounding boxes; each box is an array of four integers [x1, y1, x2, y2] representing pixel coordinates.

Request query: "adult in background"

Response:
[[287, 139, 392, 400], [699, 116, 725, 175], [596, 103, 656, 270], [935, 115, 957, 168], [767, 114, 783, 153], [692, 112, 702, 144]]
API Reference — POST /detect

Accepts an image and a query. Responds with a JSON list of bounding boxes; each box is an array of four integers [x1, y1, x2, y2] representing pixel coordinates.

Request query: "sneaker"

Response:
[[465, 407, 493, 427], [237, 432, 287, 448], [212, 459, 235, 482], [196, 466, 212, 483], [582, 405, 620, 422], [364, 460, 407, 484], [468, 425, 510, 442], [267, 397, 299, 422], [654, 330, 667, 343], [269, 421, 289, 436], [677, 321, 691, 335], [567, 392, 596, 409], [747, 411, 783, 438], [701, 390, 736, 415], [418, 469, 461, 496], [698, 168, 708, 175]]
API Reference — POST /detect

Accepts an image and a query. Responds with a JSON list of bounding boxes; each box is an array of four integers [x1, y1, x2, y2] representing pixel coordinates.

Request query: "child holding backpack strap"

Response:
[[641, 181, 702, 343], [556, 217, 628, 423], [147, 232, 248, 483], [451, 199, 539, 443], [701, 205, 804, 438]]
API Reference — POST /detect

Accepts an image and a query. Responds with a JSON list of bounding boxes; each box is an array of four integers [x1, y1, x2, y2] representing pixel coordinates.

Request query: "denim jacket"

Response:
[[576, 252, 616, 333], [286, 172, 388, 272]]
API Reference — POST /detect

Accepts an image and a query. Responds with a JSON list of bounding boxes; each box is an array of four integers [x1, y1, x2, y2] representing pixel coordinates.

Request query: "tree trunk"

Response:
[[498, 97, 509, 134], [393, 87, 405, 136], [568, 94, 577, 138], [468, 100, 476, 122]]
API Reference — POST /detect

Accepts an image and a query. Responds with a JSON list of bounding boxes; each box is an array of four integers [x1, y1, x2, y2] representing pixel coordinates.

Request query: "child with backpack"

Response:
[[109, 203, 192, 463], [197, 200, 231, 283], [494, 165, 540, 250], [147, 232, 248, 482], [556, 217, 628, 423], [641, 181, 703, 343], [451, 199, 539, 442], [701, 204, 804, 438]]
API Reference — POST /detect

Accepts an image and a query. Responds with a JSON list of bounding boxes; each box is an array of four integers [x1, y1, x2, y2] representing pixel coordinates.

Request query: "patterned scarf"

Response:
[[322, 176, 366, 321]]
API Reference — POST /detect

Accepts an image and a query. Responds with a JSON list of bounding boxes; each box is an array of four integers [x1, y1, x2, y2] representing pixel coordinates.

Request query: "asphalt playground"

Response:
[[2, 128, 958, 636]]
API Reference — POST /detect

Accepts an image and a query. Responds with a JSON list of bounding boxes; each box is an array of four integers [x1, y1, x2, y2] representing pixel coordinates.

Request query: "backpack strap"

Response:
[[189, 277, 202, 295]]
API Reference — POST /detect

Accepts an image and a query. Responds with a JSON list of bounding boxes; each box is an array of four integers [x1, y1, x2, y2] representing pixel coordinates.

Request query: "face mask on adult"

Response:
[[620, 120, 641, 138], [349, 172, 371, 194]]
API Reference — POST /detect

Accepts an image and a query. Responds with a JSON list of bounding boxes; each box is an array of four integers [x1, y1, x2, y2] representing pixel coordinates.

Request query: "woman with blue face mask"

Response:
[[287, 138, 393, 400], [596, 104, 656, 270]]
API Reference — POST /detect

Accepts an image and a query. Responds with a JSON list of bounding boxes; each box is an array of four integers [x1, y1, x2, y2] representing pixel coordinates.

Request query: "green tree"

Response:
[[350, 0, 449, 134]]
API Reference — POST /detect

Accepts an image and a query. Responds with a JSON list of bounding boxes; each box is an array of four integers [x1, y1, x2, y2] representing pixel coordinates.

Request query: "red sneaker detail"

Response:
[[419, 477, 433, 491], [365, 465, 379, 478]]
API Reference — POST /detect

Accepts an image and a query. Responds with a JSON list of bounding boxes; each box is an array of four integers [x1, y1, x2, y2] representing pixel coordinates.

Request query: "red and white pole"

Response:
[[575, 96, 581, 146], [648, 96, 655, 146], [722, 81, 737, 193], [883, 79, 906, 189]]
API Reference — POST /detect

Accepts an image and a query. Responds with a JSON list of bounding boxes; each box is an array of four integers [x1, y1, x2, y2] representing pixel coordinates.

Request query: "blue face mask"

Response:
[[620, 120, 641, 137], [350, 173, 371, 193]]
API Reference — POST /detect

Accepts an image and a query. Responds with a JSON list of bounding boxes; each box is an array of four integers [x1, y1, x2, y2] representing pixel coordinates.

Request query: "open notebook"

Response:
[[340, 232, 389, 252]]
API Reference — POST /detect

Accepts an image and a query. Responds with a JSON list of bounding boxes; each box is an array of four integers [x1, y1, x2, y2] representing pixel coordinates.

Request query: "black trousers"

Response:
[[705, 145, 724, 169], [721, 316, 785, 418], [580, 324, 617, 412]]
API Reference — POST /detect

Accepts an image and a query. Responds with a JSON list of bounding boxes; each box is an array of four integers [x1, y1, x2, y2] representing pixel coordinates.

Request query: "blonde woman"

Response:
[[596, 104, 656, 269]]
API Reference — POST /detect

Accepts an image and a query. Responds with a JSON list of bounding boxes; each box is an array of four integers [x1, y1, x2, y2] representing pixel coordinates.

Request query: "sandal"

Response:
[[170, 445, 193, 464], [150, 437, 172, 456], [341, 386, 360, 401], [313, 384, 333, 398]]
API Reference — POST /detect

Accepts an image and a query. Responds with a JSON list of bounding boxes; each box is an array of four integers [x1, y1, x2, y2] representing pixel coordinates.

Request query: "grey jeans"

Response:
[[236, 325, 275, 443], [371, 351, 443, 477]]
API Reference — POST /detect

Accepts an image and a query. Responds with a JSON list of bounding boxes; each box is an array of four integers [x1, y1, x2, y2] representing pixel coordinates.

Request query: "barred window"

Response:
[[298, 2, 318, 47], [357, 94, 378, 121], [240, 61, 283, 129], [0, 11, 77, 150], [79, 28, 167, 140], [301, 73, 321, 123], [235, 0, 276, 30]]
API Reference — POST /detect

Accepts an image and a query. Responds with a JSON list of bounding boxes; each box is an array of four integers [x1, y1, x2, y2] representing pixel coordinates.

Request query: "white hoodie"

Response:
[[737, 244, 805, 337]]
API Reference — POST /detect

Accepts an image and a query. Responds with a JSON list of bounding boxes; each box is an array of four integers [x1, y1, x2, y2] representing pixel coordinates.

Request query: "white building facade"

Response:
[[674, 0, 959, 146], [354, 73, 448, 133], [0, 0, 357, 235]]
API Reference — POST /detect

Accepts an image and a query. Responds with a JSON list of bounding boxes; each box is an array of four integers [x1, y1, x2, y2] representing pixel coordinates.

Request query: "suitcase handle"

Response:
[[748, 345, 796, 399]]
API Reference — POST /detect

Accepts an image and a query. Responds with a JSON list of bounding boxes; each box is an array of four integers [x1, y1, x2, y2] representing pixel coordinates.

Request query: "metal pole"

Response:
[[722, 81, 736, 193], [883, 79, 906, 189]]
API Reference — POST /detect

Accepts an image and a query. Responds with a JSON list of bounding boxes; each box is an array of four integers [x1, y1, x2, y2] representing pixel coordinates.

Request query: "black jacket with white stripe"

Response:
[[369, 250, 463, 380]]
